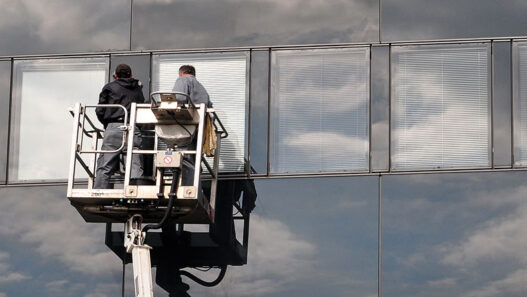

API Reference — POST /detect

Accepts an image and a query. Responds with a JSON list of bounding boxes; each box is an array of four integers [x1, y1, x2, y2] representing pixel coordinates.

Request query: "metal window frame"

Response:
[[268, 45, 372, 175], [151, 50, 251, 175], [389, 42, 493, 172], [7, 56, 110, 184]]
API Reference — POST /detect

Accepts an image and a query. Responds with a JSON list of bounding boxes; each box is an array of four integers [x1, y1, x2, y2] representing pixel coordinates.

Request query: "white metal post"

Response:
[[67, 103, 82, 196], [124, 103, 138, 188]]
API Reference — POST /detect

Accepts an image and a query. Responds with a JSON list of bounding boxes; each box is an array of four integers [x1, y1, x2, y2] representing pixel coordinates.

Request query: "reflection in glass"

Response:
[[152, 52, 248, 172], [0, 185, 122, 297], [0, 0, 130, 55], [513, 42, 527, 167], [132, 0, 379, 50], [371, 46, 390, 172], [10, 57, 109, 181], [381, 0, 527, 42], [0, 61, 11, 183], [110, 54, 151, 101], [249, 50, 269, 175], [391, 44, 491, 170], [270, 47, 370, 174], [180, 177, 378, 296], [492, 41, 512, 167], [382, 171, 527, 297]]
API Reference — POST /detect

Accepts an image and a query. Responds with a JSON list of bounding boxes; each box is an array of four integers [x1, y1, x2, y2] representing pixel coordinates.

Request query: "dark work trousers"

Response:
[[94, 122, 143, 189], [181, 154, 196, 186]]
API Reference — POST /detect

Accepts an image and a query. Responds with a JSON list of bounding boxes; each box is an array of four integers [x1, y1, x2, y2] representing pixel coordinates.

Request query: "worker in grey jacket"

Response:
[[172, 65, 212, 108], [172, 65, 212, 186]]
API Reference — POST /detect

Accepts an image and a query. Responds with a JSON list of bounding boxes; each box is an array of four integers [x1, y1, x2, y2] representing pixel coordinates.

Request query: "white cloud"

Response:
[[0, 273, 31, 285], [431, 184, 527, 296], [189, 214, 317, 296], [0, 187, 120, 276], [462, 269, 527, 297], [285, 131, 368, 158], [82, 282, 121, 297], [442, 205, 527, 267], [0, 250, 31, 285], [427, 277, 457, 287]]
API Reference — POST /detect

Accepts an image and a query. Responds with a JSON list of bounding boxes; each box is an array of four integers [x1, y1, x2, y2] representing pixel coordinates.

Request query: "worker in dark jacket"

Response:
[[94, 64, 144, 189]]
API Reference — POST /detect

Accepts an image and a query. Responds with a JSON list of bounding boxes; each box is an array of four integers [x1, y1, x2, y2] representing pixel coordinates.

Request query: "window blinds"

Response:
[[270, 47, 370, 173], [514, 43, 527, 166], [152, 53, 248, 172], [392, 44, 491, 170], [11, 58, 108, 181]]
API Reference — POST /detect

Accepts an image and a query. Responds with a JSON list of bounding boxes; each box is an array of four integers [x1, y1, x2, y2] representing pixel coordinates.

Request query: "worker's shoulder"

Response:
[[176, 76, 195, 83]]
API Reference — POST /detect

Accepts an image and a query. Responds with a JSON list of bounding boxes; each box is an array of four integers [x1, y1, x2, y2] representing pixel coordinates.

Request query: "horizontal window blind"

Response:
[[392, 44, 491, 170], [152, 53, 248, 172], [514, 43, 527, 166], [270, 47, 370, 174]]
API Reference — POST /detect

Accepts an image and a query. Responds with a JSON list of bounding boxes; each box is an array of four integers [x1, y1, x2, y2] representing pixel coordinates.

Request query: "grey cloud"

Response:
[[0, 251, 31, 285], [132, 0, 378, 50], [189, 214, 317, 296], [383, 172, 527, 297], [382, 0, 527, 41], [0, 186, 120, 276], [0, 0, 130, 55]]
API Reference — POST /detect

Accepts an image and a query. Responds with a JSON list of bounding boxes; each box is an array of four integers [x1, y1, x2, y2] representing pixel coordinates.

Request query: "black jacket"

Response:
[[96, 78, 145, 128]]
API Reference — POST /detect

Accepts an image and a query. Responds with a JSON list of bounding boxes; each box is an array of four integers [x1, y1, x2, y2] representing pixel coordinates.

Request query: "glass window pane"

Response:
[[152, 52, 248, 173], [381, 0, 527, 41], [391, 44, 491, 170], [513, 42, 527, 167], [383, 172, 527, 297], [0, 0, 130, 55], [9, 57, 109, 182], [176, 177, 377, 296], [132, 0, 379, 50], [0, 60, 11, 183], [110, 54, 151, 101], [270, 47, 370, 174], [0, 185, 122, 296]]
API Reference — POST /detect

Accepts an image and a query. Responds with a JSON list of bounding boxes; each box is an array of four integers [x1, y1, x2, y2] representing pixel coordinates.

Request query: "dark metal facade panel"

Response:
[[382, 171, 527, 297], [0, 60, 11, 183], [371, 45, 390, 172], [381, 0, 527, 42], [492, 41, 513, 167], [249, 50, 269, 175], [131, 0, 380, 50]]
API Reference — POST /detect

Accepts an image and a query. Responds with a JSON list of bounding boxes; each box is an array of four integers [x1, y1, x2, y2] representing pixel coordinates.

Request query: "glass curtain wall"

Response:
[[391, 44, 491, 170], [270, 47, 370, 174], [152, 52, 249, 173], [9, 57, 109, 182]]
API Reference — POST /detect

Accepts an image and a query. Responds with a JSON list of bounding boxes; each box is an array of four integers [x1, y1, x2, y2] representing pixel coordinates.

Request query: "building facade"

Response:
[[1, 0, 527, 296]]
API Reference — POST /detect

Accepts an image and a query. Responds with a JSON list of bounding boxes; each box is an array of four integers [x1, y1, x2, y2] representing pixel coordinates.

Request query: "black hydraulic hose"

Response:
[[180, 266, 227, 287], [142, 168, 180, 233]]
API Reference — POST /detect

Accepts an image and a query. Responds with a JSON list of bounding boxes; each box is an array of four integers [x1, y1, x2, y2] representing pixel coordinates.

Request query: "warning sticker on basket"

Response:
[[163, 156, 173, 164]]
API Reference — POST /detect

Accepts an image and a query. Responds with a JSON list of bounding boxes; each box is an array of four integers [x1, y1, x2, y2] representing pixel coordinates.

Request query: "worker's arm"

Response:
[[96, 88, 109, 127]]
